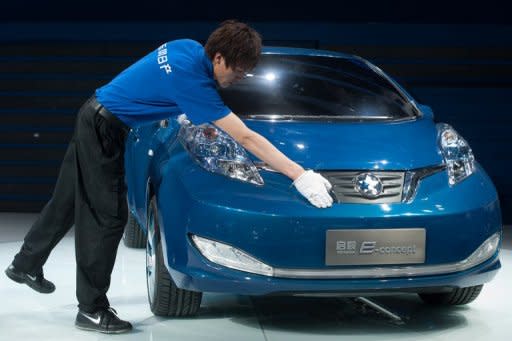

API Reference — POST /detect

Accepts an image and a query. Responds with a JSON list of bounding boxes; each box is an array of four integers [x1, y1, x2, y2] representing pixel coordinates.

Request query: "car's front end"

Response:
[[126, 48, 502, 315], [154, 119, 501, 296]]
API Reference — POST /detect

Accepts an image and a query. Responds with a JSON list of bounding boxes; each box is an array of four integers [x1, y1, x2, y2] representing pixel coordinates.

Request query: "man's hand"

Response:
[[293, 170, 333, 208]]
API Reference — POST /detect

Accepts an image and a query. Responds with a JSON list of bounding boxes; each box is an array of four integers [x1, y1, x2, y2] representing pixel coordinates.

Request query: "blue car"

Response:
[[122, 47, 502, 316]]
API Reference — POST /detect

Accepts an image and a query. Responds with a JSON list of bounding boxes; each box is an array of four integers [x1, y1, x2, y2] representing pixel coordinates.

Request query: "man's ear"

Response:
[[213, 52, 224, 65]]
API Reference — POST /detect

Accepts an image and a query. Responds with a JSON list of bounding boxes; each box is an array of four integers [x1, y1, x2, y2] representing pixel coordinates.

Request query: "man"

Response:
[[5, 20, 333, 334]]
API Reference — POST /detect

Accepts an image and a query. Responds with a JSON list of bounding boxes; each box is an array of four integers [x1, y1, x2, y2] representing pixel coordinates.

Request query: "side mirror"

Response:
[[417, 104, 434, 121]]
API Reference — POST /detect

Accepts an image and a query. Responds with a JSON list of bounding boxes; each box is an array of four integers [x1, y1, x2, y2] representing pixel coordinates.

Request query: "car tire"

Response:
[[123, 212, 147, 249], [418, 285, 483, 305], [146, 195, 202, 316]]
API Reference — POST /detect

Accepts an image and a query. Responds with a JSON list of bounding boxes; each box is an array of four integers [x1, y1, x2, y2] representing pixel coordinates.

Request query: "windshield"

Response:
[[219, 54, 418, 121]]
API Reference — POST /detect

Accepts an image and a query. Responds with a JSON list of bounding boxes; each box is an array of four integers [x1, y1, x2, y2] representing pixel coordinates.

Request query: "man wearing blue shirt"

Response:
[[5, 20, 333, 334]]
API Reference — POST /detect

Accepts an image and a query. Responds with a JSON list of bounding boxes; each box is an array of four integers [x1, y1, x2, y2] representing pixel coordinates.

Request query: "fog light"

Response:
[[191, 235, 274, 277], [465, 232, 501, 266]]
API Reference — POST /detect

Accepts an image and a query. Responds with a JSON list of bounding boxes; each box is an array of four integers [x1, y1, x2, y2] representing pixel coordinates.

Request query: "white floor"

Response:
[[0, 212, 510, 341]]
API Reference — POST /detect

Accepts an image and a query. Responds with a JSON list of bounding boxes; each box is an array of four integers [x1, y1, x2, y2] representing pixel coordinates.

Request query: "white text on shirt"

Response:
[[157, 43, 172, 75]]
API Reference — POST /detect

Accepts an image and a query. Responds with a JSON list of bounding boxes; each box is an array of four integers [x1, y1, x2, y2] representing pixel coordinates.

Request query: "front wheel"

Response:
[[123, 212, 146, 249], [146, 195, 202, 316], [418, 285, 483, 305]]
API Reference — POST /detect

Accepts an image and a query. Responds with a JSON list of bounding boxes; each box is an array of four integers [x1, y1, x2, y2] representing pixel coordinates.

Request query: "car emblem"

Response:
[[354, 173, 383, 199]]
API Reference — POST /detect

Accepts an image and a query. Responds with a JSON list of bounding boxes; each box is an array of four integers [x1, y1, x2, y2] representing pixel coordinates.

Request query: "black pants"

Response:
[[12, 96, 129, 313]]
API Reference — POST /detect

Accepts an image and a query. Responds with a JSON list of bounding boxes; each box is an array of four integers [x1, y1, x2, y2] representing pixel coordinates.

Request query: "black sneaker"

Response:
[[75, 307, 133, 334], [5, 263, 55, 294]]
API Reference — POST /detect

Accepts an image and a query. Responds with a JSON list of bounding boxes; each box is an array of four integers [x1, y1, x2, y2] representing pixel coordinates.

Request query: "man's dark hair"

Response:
[[205, 20, 262, 71]]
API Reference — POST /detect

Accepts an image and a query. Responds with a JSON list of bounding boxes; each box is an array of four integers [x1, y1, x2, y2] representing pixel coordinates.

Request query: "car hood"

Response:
[[244, 117, 443, 170]]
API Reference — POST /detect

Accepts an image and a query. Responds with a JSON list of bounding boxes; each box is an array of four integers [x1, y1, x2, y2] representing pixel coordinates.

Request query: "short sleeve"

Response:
[[168, 66, 231, 125]]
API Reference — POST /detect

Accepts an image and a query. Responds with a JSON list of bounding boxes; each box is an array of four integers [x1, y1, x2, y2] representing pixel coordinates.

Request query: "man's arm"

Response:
[[214, 113, 304, 180], [213, 113, 333, 208]]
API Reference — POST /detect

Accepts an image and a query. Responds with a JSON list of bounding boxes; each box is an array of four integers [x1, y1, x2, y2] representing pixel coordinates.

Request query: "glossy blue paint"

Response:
[[417, 104, 434, 120], [155, 158, 500, 268], [124, 48, 502, 296], [243, 117, 442, 170]]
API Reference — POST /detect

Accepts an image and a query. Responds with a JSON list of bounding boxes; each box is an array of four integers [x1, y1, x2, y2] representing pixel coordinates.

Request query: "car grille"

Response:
[[321, 171, 405, 204]]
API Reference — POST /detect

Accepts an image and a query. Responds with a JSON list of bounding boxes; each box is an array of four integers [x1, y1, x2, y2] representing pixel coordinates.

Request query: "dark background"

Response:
[[0, 1, 510, 221], [0, 1, 509, 23]]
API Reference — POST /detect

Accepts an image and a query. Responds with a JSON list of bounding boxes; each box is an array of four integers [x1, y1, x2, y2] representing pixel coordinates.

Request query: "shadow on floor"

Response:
[[197, 294, 468, 336]]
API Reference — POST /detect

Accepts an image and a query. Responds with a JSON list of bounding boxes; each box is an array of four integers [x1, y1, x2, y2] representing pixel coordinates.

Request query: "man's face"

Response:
[[212, 53, 246, 88]]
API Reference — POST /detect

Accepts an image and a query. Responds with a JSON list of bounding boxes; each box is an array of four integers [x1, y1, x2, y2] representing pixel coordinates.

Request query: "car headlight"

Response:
[[436, 123, 475, 186], [177, 116, 264, 185]]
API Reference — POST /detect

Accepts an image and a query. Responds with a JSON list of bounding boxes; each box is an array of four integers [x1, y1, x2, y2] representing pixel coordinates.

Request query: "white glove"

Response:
[[293, 170, 334, 208], [177, 114, 189, 125]]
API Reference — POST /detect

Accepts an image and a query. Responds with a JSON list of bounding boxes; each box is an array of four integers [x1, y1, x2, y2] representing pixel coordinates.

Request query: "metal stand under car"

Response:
[[352, 297, 406, 324]]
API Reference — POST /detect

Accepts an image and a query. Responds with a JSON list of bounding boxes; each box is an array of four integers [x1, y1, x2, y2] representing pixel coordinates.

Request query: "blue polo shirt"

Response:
[[95, 39, 231, 127]]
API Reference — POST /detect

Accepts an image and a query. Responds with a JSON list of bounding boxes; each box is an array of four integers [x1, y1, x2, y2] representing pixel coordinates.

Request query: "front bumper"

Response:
[[170, 251, 500, 295], [155, 159, 502, 294]]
